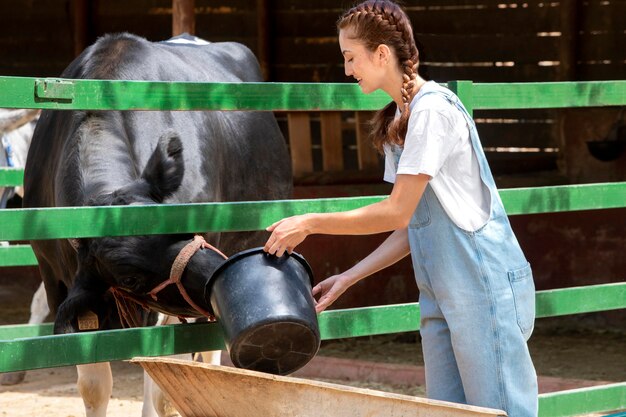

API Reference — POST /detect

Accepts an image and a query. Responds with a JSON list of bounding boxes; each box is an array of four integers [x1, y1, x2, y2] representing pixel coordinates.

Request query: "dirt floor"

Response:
[[1, 281, 625, 416]]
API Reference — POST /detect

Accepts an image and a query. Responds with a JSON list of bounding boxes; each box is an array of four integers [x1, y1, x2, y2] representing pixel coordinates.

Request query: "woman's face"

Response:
[[339, 29, 385, 94]]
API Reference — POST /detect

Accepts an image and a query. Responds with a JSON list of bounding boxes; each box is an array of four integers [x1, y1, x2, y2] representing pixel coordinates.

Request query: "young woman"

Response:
[[264, 1, 538, 415]]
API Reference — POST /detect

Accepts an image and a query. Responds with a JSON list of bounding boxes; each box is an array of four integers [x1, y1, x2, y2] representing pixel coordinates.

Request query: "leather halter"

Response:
[[148, 234, 227, 320], [111, 235, 227, 326]]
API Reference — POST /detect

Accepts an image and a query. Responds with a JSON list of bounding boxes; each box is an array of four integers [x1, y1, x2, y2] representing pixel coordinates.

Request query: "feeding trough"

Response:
[[204, 247, 320, 375], [132, 357, 507, 417]]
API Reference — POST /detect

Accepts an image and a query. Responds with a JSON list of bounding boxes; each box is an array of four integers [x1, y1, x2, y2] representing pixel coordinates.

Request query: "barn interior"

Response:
[[0, 0, 624, 332]]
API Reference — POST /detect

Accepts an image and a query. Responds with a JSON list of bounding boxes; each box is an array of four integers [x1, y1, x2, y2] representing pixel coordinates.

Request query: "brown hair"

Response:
[[337, 0, 419, 153]]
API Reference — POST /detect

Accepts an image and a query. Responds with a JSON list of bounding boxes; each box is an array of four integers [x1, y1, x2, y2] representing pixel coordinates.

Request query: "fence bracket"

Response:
[[34, 78, 74, 103]]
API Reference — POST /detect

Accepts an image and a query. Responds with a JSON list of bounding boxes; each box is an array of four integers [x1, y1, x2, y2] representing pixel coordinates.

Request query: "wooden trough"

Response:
[[132, 357, 506, 417]]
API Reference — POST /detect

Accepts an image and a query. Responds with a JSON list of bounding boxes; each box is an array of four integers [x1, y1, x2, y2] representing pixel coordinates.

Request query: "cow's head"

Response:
[[54, 131, 225, 333]]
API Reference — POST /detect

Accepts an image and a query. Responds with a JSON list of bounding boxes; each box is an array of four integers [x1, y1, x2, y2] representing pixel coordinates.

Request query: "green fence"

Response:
[[1, 76, 625, 417]]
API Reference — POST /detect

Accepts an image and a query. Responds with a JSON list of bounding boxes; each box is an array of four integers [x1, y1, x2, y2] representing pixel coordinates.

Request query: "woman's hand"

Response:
[[312, 274, 355, 313], [263, 215, 310, 257]]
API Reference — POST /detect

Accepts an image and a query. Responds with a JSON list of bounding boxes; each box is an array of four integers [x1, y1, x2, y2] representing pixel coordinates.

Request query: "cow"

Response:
[[21, 33, 292, 416]]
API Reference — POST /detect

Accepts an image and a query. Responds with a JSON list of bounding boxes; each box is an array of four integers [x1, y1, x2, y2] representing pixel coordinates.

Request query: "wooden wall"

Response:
[[1, 1, 624, 187]]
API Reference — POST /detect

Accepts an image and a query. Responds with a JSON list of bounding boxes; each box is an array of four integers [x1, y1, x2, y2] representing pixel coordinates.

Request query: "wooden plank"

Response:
[[476, 123, 557, 148], [486, 151, 557, 175], [273, 34, 560, 65], [133, 357, 507, 417], [273, 6, 560, 37], [273, 0, 556, 9], [271, 64, 560, 83], [580, 1, 626, 32], [578, 33, 626, 61], [0, 38, 74, 63], [287, 113, 314, 176], [354, 112, 380, 171], [95, 16, 172, 41], [320, 112, 343, 171], [256, 0, 271, 80], [195, 12, 258, 38], [172, 0, 196, 36], [558, 0, 579, 81], [72, 0, 90, 56], [576, 63, 626, 82]]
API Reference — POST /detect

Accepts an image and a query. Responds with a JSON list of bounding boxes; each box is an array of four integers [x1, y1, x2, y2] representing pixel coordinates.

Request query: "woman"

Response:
[[264, 1, 538, 415]]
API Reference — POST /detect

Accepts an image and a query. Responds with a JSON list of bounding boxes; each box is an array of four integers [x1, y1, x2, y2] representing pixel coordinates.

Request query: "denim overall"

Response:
[[393, 85, 538, 416]]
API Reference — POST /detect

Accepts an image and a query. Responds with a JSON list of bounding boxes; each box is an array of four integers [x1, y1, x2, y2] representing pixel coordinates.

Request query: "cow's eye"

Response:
[[120, 276, 138, 289]]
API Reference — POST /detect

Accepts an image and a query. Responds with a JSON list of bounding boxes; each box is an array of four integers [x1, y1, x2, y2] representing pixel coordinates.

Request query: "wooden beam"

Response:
[[355, 111, 380, 171], [172, 0, 195, 36], [72, 0, 89, 56], [256, 0, 271, 81], [287, 113, 314, 177], [558, 0, 579, 81], [320, 112, 344, 171]]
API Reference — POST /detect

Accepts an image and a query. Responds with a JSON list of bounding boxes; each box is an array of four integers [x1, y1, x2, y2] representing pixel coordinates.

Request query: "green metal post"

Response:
[[448, 80, 474, 116]]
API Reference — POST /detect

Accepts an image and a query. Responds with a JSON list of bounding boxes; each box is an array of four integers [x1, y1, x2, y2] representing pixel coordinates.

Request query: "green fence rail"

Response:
[[3, 282, 625, 371], [0, 167, 24, 187], [1, 77, 625, 113], [1, 77, 625, 417], [0, 182, 624, 243]]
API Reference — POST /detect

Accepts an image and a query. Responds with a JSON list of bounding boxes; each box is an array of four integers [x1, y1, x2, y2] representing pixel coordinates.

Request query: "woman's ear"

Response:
[[376, 44, 392, 66]]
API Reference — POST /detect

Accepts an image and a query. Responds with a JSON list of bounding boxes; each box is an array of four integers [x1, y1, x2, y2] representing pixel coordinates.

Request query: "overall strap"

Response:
[[418, 87, 504, 217]]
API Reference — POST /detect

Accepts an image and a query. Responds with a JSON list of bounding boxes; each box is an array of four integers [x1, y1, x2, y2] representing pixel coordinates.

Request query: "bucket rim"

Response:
[[203, 247, 314, 302]]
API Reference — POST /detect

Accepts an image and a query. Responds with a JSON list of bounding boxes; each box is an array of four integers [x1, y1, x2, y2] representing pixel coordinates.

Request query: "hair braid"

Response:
[[337, 0, 420, 153]]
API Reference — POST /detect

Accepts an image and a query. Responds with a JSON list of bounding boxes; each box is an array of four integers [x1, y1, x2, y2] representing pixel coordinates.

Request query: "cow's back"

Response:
[[23, 33, 291, 310]]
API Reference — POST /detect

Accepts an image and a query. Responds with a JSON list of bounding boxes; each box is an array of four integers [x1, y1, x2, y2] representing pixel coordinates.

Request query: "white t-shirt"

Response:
[[383, 81, 490, 231]]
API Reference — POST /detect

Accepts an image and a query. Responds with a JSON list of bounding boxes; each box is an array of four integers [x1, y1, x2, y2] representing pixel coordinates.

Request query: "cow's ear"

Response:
[[141, 131, 184, 203], [53, 266, 110, 334]]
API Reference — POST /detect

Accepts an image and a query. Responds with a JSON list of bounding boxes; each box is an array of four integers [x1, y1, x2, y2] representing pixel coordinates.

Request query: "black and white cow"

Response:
[[22, 33, 292, 416]]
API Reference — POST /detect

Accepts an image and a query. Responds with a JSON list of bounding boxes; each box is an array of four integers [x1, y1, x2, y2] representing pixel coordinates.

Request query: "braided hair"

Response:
[[337, 0, 419, 153]]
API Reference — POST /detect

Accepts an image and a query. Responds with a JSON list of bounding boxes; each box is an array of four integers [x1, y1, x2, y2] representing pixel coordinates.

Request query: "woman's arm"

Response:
[[313, 228, 410, 312], [264, 173, 429, 256]]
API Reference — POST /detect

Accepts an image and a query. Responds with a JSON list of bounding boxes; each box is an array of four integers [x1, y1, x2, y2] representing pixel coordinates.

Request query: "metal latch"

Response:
[[34, 78, 74, 102]]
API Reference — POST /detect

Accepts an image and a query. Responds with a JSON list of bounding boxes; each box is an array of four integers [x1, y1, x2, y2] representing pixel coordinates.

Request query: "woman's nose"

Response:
[[344, 63, 352, 77]]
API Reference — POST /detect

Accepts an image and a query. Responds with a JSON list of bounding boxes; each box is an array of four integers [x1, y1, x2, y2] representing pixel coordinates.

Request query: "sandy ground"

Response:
[[0, 361, 145, 416]]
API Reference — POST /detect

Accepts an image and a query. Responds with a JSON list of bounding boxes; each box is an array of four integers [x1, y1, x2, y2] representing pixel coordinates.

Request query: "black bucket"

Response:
[[204, 247, 320, 375]]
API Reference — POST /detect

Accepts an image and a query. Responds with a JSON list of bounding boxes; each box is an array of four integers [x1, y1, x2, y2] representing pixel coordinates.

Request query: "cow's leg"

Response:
[[28, 281, 51, 324], [198, 350, 222, 365], [77, 362, 112, 417], [1, 282, 50, 386], [141, 314, 222, 417], [141, 314, 186, 417]]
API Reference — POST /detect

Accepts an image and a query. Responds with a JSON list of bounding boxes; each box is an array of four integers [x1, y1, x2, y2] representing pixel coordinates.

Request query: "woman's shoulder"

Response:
[[410, 82, 464, 121], [411, 82, 452, 111]]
